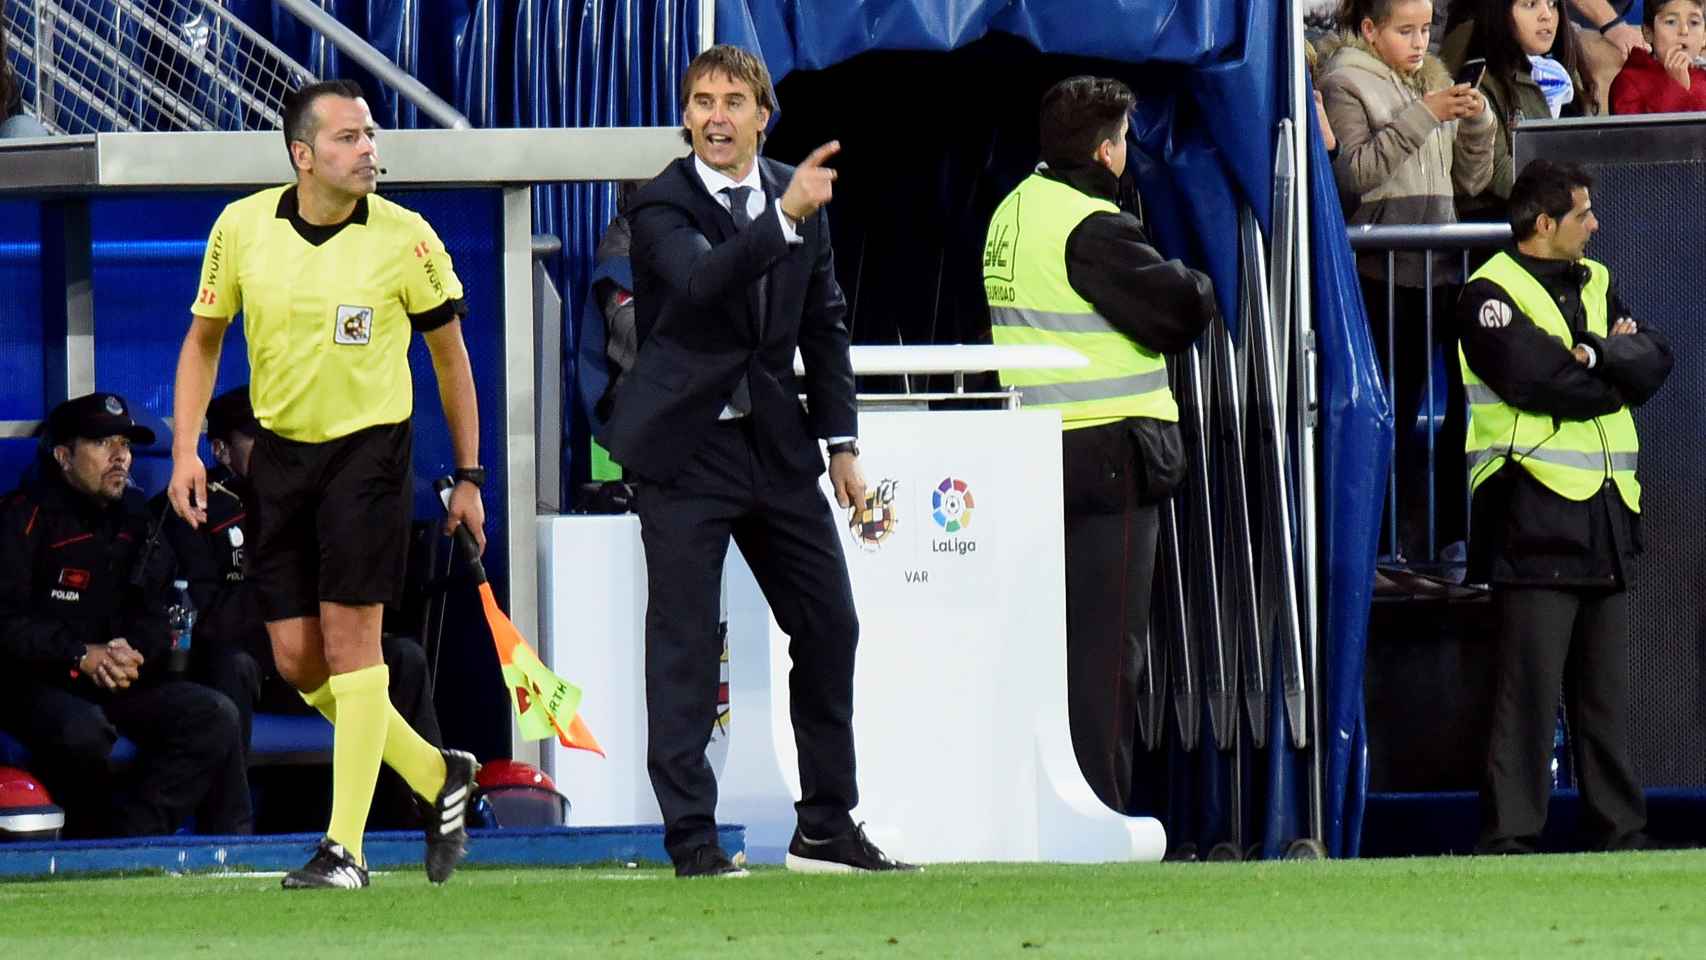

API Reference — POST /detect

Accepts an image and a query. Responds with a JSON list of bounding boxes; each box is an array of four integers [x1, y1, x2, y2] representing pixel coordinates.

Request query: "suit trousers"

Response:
[[0, 679, 252, 837], [1479, 586, 1647, 851], [634, 418, 860, 863]]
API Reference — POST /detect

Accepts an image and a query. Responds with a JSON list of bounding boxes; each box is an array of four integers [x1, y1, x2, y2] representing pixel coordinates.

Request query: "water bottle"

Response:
[[166, 579, 195, 674]]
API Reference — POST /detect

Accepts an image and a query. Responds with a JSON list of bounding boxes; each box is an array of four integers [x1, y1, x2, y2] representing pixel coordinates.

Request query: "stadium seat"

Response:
[[0, 728, 138, 771]]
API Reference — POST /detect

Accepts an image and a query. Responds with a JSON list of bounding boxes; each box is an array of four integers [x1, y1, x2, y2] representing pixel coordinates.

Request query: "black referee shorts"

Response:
[[246, 420, 412, 621]]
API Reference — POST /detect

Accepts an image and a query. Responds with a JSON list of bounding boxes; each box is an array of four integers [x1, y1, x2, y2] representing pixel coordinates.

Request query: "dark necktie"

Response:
[[720, 185, 761, 416]]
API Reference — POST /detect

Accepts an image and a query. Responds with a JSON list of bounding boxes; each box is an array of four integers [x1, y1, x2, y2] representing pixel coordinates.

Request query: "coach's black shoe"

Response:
[[674, 844, 749, 878], [425, 749, 480, 884], [784, 823, 919, 873], [282, 838, 369, 890]]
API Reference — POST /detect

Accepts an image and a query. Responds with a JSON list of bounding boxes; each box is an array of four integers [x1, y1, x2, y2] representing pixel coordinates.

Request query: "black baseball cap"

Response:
[[206, 386, 258, 442], [45, 392, 156, 446]]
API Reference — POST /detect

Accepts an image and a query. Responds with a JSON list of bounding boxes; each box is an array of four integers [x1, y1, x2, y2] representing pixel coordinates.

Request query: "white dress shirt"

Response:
[[693, 155, 802, 243]]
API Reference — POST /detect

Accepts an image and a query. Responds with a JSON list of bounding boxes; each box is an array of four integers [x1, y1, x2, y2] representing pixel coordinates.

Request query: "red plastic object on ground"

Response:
[[0, 766, 65, 840], [473, 759, 570, 828]]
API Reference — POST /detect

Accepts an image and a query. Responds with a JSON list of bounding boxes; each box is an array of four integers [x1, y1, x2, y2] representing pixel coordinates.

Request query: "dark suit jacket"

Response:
[[602, 155, 856, 482]]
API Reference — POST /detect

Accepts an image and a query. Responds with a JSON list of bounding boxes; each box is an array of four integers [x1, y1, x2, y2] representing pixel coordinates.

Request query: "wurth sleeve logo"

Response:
[[414, 241, 431, 258], [198, 289, 217, 306]]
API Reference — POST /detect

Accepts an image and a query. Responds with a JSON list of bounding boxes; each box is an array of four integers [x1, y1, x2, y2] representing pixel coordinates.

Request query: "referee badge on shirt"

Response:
[[335, 304, 375, 345]]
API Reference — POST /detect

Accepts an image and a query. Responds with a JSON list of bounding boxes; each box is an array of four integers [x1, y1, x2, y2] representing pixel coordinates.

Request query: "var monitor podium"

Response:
[[540, 403, 1166, 864]]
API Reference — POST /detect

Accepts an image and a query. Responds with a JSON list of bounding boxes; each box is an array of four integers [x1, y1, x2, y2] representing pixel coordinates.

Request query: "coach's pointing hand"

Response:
[[780, 141, 840, 222]]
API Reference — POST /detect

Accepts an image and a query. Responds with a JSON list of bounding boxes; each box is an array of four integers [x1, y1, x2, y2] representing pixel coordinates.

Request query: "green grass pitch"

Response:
[[3, 853, 1706, 957]]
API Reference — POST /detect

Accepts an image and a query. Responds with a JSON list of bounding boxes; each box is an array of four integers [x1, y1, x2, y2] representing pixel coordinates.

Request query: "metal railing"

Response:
[[3, 0, 469, 134], [5, 0, 316, 133], [1345, 222, 1513, 571]]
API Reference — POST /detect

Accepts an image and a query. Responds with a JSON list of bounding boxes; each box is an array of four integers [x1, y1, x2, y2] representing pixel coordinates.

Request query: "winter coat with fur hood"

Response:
[[1319, 36, 1496, 286]]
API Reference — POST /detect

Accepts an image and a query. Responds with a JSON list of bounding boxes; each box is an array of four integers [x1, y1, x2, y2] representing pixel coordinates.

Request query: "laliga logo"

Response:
[[931, 477, 974, 533], [848, 478, 900, 552]]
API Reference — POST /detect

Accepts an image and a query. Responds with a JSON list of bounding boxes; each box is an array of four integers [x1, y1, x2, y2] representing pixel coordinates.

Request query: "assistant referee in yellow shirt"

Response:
[[168, 80, 486, 890]]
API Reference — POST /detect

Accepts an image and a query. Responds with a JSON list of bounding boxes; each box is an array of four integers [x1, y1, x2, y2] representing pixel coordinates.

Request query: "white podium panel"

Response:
[[540, 409, 1164, 864]]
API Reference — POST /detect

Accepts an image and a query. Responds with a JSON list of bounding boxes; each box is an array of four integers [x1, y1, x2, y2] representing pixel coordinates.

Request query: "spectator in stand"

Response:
[[1609, 0, 1706, 113], [1442, 0, 1598, 224], [1564, 0, 1652, 114], [1, 22, 50, 139], [1320, 0, 1496, 561], [1305, 36, 1343, 157], [0, 393, 250, 838]]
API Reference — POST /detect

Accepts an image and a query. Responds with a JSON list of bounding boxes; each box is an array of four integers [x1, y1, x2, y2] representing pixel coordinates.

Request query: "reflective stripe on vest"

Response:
[[1460, 252, 1641, 511], [984, 172, 1177, 429]]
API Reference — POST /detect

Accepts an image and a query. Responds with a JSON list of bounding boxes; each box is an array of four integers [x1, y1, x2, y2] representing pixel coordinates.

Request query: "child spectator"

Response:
[[1321, 0, 1496, 561], [1442, 0, 1597, 223], [1609, 0, 1706, 113]]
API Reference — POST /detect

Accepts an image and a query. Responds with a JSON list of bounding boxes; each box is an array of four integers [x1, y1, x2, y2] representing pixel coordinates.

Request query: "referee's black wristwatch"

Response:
[[453, 466, 487, 489], [826, 440, 859, 458]]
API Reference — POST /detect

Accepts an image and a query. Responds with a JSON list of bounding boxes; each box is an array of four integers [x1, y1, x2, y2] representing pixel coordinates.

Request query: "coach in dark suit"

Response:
[[603, 44, 912, 877]]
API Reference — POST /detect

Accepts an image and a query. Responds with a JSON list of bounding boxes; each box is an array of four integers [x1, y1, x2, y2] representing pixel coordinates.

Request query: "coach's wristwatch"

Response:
[[453, 466, 487, 489], [826, 440, 859, 458]]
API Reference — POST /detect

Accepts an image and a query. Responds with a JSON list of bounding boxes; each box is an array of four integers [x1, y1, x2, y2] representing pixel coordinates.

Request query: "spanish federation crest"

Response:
[[334, 304, 375, 345], [848, 479, 900, 552]]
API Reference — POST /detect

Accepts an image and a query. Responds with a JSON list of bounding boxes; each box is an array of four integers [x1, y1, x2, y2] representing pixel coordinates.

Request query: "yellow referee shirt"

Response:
[[190, 185, 466, 443]]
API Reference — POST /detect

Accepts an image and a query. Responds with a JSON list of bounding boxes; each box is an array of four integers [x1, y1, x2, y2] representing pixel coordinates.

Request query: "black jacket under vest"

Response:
[[1458, 247, 1674, 586], [1037, 161, 1219, 513]]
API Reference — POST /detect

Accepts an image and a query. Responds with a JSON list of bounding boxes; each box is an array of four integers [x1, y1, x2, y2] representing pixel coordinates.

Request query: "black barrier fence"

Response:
[[1513, 115, 1706, 788], [1346, 223, 1510, 576]]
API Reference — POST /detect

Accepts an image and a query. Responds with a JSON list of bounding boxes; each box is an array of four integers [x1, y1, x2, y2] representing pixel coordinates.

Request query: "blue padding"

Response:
[[0, 825, 746, 877], [248, 713, 335, 756], [0, 730, 29, 768], [1, 730, 137, 770]]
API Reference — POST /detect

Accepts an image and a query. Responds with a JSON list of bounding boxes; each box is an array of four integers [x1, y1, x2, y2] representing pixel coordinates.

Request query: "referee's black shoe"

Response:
[[425, 748, 480, 884], [784, 823, 919, 873], [282, 838, 369, 890]]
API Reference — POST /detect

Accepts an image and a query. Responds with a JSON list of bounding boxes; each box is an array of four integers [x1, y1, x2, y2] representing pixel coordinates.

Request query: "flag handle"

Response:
[[432, 476, 488, 584]]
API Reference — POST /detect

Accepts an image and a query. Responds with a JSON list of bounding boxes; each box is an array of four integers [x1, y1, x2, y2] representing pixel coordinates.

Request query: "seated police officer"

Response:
[[147, 386, 442, 826], [0, 392, 251, 837]]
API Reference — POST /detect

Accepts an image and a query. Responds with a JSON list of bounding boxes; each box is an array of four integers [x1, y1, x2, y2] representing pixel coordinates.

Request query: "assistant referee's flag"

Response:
[[436, 479, 604, 756]]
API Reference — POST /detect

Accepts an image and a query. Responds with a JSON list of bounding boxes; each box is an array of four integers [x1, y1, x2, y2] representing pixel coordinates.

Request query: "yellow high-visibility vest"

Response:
[[1460, 251, 1640, 511], [983, 172, 1176, 430]]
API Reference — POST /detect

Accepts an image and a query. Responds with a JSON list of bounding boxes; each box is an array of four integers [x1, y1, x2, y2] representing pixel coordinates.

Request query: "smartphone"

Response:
[[1454, 57, 1487, 89]]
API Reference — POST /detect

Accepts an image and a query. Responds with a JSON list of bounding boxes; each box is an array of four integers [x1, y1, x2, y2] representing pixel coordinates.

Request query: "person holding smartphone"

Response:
[[1442, 0, 1598, 224], [1320, 0, 1496, 562], [1609, 0, 1706, 112]]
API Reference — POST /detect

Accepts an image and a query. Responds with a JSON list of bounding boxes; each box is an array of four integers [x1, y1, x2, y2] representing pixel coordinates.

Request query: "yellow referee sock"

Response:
[[301, 680, 448, 803], [325, 665, 390, 863]]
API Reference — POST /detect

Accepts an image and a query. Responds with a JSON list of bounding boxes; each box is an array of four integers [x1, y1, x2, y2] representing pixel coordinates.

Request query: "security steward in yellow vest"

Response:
[[1457, 160, 1672, 855], [985, 76, 1217, 813]]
